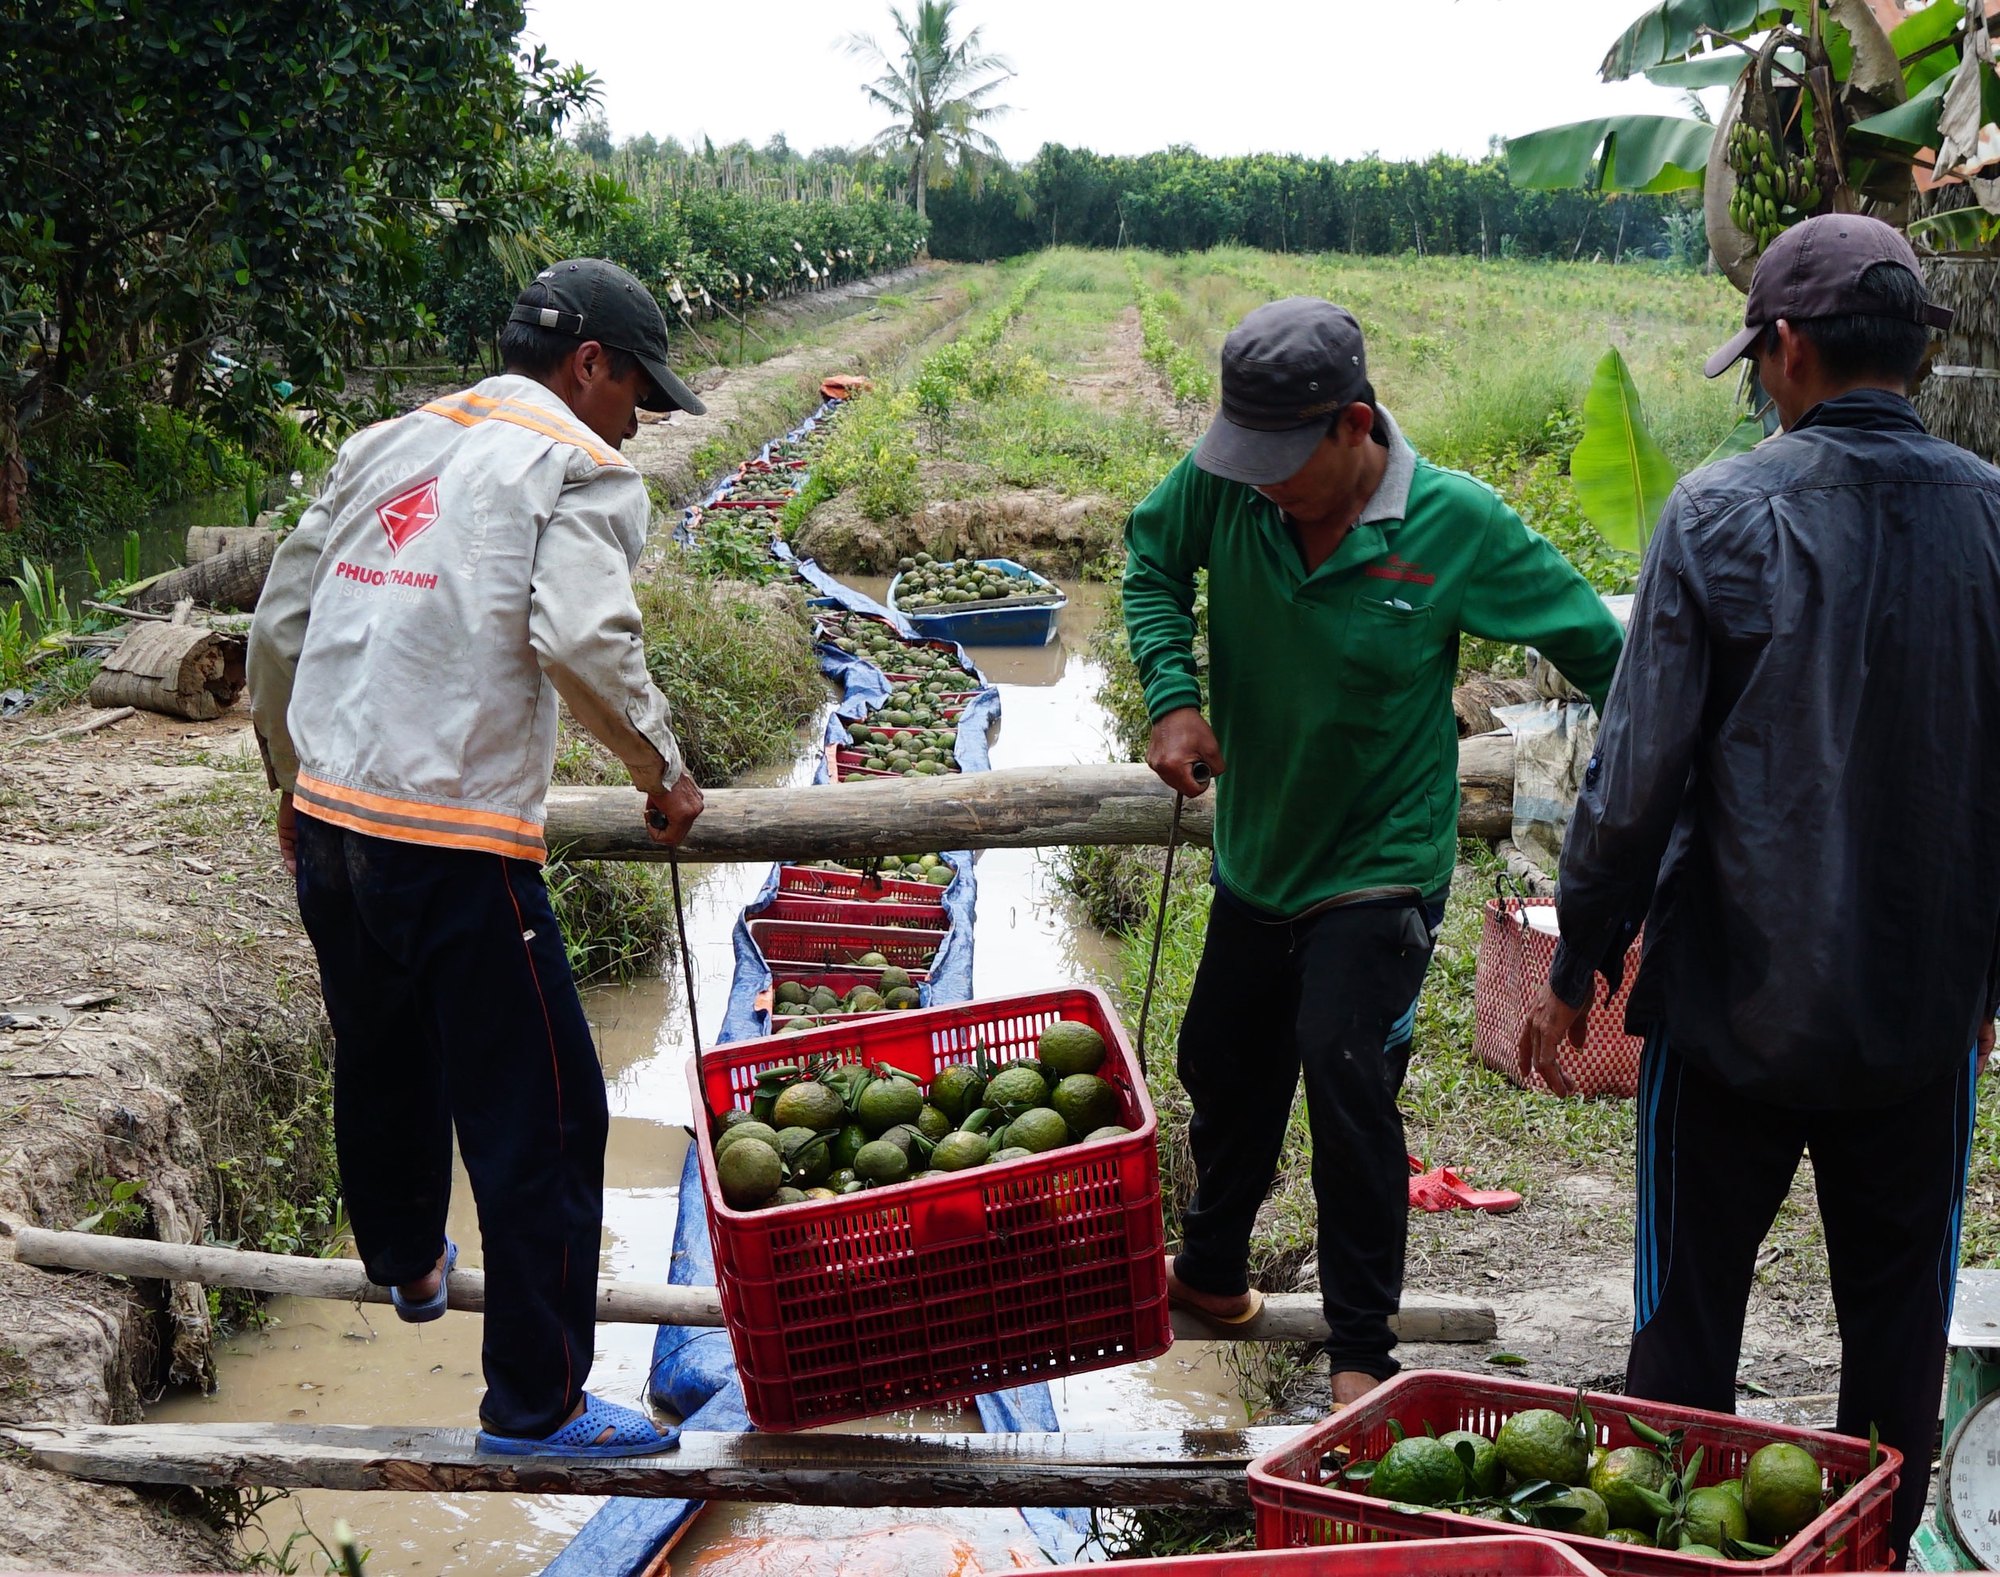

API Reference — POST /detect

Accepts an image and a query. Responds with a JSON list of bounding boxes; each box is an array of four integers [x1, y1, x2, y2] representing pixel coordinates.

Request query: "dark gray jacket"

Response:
[[1550, 389, 2000, 1108]]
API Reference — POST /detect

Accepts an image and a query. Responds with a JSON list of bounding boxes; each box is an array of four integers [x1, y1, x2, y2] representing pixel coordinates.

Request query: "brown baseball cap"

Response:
[[1195, 298, 1372, 486], [1704, 214, 1954, 378]]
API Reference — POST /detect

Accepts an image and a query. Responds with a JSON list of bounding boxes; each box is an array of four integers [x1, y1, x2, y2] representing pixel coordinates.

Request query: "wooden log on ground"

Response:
[[1453, 676, 1540, 737], [14, 1227, 1495, 1344], [1, 1420, 1299, 1505], [127, 533, 275, 613], [84, 623, 246, 721], [185, 525, 277, 563], [544, 746, 1515, 863]]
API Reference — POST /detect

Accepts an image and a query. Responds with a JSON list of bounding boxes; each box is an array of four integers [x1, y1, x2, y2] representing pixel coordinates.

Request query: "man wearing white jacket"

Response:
[[249, 259, 703, 1458]]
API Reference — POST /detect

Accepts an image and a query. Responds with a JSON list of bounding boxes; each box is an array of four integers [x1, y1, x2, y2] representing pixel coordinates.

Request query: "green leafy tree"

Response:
[[0, 0, 599, 458], [844, 0, 1014, 222]]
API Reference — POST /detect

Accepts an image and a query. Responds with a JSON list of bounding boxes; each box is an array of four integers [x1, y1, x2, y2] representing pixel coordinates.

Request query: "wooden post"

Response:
[[2, 1420, 1300, 1505], [541, 743, 1515, 864], [126, 533, 275, 613], [12, 1227, 1496, 1345]]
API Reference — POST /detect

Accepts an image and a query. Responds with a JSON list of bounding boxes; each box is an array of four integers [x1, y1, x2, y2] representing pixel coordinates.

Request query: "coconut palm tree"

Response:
[[844, 1, 1013, 223]]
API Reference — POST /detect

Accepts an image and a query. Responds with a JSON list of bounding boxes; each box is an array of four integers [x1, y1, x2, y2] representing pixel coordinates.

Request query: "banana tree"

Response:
[[1512, 1, 1995, 284], [1509, 0, 2000, 459]]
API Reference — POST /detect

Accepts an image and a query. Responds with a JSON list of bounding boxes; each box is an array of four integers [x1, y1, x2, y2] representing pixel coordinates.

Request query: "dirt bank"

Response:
[[0, 710, 326, 1570], [791, 473, 1124, 575]]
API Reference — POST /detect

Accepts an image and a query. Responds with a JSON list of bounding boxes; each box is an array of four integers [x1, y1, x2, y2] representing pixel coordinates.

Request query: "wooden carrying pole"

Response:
[[12, 1227, 1496, 1345], [1, 1420, 1300, 1505], [542, 738, 1515, 863]]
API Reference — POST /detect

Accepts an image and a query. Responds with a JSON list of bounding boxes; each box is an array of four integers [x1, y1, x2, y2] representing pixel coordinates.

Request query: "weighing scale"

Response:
[[1915, 1269, 2000, 1570]]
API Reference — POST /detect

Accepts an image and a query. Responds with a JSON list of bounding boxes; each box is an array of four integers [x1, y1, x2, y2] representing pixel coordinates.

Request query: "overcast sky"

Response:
[[521, 0, 1698, 165]]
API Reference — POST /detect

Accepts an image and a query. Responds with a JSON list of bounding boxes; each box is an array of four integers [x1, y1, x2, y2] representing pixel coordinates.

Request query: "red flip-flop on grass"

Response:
[[1407, 1154, 1522, 1214]]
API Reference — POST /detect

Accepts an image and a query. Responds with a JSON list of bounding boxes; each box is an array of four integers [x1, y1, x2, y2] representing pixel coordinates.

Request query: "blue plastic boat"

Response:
[[887, 557, 1064, 647]]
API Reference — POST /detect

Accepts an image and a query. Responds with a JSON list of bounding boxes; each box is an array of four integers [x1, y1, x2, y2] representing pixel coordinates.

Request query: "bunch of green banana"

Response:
[[1725, 122, 1823, 252]]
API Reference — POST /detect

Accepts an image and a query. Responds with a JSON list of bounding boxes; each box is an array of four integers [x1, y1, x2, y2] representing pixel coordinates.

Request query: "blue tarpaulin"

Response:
[[552, 399, 1085, 1577]]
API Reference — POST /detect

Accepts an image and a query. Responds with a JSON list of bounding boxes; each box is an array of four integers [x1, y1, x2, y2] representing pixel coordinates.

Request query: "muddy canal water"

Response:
[[151, 580, 1243, 1574]]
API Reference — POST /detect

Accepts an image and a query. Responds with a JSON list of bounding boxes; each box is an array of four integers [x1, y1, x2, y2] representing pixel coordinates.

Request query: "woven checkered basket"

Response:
[[1473, 895, 1644, 1099]]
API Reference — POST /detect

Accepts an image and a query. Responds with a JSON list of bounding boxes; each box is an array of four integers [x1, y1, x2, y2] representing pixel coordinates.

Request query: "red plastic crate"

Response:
[[1248, 1372, 1900, 1576], [691, 986, 1170, 1430], [757, 893, 947, 930], [1028, 1536, 1608, 1577], [747, 918, 944, 973], [767, 962, 929, 994], [775, 864, 952, 904]]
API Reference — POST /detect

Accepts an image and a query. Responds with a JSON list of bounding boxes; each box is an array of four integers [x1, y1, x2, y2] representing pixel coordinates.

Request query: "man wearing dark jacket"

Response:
[[1520, 214, 2000, 1556]]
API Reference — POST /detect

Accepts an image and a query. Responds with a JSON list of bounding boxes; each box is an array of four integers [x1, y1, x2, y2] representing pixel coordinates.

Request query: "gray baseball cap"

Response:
[[1705, 214, 1954, 378], [1195, 297, 1371, 486], [508, 258, 706, 414]]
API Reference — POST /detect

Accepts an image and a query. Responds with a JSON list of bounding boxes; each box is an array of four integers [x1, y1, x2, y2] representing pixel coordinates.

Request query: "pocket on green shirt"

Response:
[[1339, 594, 1434, 693]]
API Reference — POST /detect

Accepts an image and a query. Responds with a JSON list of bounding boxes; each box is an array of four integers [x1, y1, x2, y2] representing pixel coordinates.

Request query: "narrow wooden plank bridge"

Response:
[[12, 1227, 1497, 1346], [1, 1421, 1301, 1506]]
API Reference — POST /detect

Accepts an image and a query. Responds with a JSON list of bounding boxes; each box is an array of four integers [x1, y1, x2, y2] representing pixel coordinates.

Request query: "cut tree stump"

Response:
[[1, 1420, 1299, 1505], [127, 533, 275, 613], [184, 525, 276, 563], [85, 623, 246, 721]]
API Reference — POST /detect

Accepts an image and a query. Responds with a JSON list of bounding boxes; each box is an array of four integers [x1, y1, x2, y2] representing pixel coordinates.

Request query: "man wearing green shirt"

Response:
[[1125, 297, 1623, 1402]]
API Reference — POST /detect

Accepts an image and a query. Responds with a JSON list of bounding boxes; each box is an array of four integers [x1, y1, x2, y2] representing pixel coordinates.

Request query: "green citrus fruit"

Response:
[[930, 1131, 991, 1172], [1676, 1543, 1723, 1560], [1370, 1436, 1467, 1507], [1050, 1073, 1120, 1138], [1684, 1485, 1750, 1550], [929, 1065, 987, 1124], [1038, 1020, 1107, 1076], [916, 1103, 953, 1142], [714, 1120, 779, 1159], [1440, 1430, 1503, 1497], [830, 1122, 868, 1171], [990, 1146, 1033, 1162], [1008, 1107, 1071, 1153], [770, 1081, 844, 1132], [984, 1064, 1048, 1114], [1603, 1528, 1656, 1547], [717, 1139, 782, 1209], [852, 1140, 911, 1185], [1541, 1486, 1609, 1539], [1590, 1445, 1670, 1530], [1083, 1124, 1133, 1143], [1742, 1442, 1822, 1542], [776, 1126, 831, 1186], [878, 965, 913, 994], [1496, 1409, 1589, 1487], [855, 1074, 924, 1135]]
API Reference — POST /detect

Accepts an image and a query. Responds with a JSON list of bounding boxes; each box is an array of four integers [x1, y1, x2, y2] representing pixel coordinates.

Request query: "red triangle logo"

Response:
[[377, 477, 440, 555]]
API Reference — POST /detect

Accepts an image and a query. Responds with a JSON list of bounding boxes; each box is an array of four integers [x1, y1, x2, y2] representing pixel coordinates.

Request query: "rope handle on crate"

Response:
[[1136, 761, 1211, 1079]]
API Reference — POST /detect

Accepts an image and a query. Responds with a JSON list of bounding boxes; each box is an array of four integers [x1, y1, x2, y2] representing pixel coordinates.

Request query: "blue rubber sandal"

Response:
[[476, 1392, 679, 1458], [389, 1238, 457, 1325]]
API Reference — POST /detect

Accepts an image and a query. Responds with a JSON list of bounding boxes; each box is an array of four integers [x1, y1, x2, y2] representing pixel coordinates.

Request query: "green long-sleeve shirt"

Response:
[[1124, 408, 1624, 916]]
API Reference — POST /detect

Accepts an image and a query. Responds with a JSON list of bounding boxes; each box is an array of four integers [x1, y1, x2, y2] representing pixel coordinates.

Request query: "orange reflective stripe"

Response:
[[416, 391, 624, 469], [297, 773, 545, 843], [486, 401, 625, 468], [296, 797, 547, 863]]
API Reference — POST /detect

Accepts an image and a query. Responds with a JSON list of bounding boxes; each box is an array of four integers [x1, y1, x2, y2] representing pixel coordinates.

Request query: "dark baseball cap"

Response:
[[1704, 214, 1954, 378], [507, 258, 706, 414], [1195, 298, 1372, 486]]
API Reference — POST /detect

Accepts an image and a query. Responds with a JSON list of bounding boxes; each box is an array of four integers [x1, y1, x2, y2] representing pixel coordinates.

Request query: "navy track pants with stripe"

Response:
[[294, 812, 609, 1439], [1173, 887, 1442, 1378], [1627, 1033, 1976, 1559]]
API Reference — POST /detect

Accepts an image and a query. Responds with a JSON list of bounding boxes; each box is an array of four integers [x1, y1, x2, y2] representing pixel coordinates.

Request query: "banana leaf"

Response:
[[1847, 69, 1953, 158], [1893, 0, 1967, 95], [1645, 49, 1799, 88], [1572, 348, 1680, 555], [1600, 2, 1781, 82], [1506, 116, 1714, 193], [1697, 414, 1768, 470]]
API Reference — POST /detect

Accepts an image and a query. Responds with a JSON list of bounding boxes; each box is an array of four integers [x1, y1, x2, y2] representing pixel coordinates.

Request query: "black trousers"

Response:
[[1627, 1033, 1977, 1559], [294, 813, 609, 1439], [1173, 887, 1440, 1377]]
